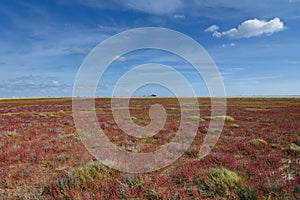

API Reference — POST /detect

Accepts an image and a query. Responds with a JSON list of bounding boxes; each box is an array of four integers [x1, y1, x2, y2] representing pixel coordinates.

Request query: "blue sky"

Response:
[[0, 0, 299, 97]]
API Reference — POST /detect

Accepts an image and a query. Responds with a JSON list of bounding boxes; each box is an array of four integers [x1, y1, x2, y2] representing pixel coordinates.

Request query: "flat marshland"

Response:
[[0, 98, 299, 199]]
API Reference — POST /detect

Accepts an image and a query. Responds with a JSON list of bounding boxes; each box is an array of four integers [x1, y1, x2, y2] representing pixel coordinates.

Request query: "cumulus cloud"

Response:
[[204, 25, 219, 32], [210, 17, 285, 39], [113, 55, 126, 62]]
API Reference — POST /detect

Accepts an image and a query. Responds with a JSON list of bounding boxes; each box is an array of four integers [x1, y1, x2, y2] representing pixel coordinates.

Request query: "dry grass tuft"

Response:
[[203, 168, 257, 199], [290, 143, 300, 153], [247, 139, 268, 147], [204, 115, 235, 122]]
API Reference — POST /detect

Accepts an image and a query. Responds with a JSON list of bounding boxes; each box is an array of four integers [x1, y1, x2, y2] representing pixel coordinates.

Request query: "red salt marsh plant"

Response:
[[0, 97, 299, 199]]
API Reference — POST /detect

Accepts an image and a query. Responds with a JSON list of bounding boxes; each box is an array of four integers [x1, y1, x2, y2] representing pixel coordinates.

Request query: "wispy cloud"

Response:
[[64, 47, 90, 55], [289, 0, 300, 2], [68, 0, 299, 20], [52, 80, 60, 87], [0, 23, 109, 71], [205, 25, 219, 33], [123, 0, 183, 15], [72, 0, 183, 15], [97, 25, 128, 33], [236, 75, 283, 82], [222, 43, 236, 48], [220, 67, 244, 76], [210, 17, 285, 39], [0, 75, 71, 97], [173, 14, 185, 19]]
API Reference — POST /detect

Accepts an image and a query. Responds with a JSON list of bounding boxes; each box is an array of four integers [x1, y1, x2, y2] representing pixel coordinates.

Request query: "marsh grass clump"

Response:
[[204, 115, 235, 122], [230, 123, 240, 128], [203, 168, 256, 199], [247, 139, 268, 147], [125, 116, 137, 120], [245, 107, 269, 112], [55, 153, 70, 162], [42, 161, 120, 198], [289, 143, 300, 153], [187, 115, 206, 122], [0, 130, 20, 138], [165, 107, 177, 111]]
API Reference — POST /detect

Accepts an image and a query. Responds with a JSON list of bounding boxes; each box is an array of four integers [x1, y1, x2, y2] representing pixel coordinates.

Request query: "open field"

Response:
[[0, 97, 299, 199]]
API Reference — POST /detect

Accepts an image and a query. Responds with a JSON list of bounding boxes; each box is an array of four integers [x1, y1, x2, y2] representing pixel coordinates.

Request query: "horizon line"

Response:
[[1, 95, 300, 100]]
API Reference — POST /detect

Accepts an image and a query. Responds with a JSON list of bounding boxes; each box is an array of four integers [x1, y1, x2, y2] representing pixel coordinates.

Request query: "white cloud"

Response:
[[212, 17, 285, 39], [204, 25, 219, 32], [173, 14, 185, 19], [113, 55, 126, 62]]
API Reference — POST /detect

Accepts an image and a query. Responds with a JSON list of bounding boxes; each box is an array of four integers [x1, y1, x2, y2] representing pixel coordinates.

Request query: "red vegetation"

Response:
[[0, 97, 299, 199]]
